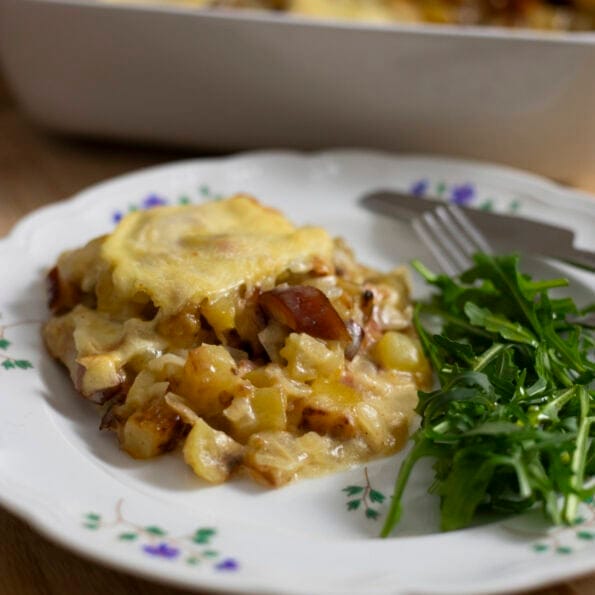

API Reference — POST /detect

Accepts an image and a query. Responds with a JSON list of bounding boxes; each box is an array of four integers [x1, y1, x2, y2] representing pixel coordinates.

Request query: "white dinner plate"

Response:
[[1, 150, 595, 595]]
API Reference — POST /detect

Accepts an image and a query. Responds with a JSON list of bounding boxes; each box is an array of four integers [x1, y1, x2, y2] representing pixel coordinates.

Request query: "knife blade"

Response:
[[361, 190, 595, 272]]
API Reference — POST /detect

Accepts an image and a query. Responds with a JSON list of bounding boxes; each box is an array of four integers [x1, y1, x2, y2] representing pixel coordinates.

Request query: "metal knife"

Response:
[[361, 190, 595, 272]]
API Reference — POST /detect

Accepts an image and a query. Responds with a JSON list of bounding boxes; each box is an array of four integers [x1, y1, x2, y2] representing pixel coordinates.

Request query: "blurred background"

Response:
[[0, 68, 192, 237], [2, 0, 595, 192]]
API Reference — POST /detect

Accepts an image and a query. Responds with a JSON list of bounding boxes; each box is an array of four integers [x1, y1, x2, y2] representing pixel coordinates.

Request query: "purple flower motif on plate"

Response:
[[450, 183, 475, 206], [410, 179, 429, 197], [215, 558, 239, 571], [112, 193, 169, 224], [142, 194, 169, 209], [143, 542, 180, 559]]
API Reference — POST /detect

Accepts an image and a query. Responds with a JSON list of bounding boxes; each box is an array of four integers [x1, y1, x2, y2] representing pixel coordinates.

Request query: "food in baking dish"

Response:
[[105, 0, 595, 31], [44, 195, 431, 486]]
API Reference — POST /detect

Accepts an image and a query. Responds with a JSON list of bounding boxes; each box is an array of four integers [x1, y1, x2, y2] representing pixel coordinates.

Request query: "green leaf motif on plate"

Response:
[[347, 500, 361, 511], [342, 485, 364, 497], [533, 544, 548, 553], [342, 468, 386, 522], [2, 358, 33, 371], [577, 531, 595, 541], [81, 501, 238, 572], [0, 315, 36, 373], [192, 528, 216, 544], [369, 489, 386, 504], [118, 533, 138, 541], [507, 499, 595, 556]]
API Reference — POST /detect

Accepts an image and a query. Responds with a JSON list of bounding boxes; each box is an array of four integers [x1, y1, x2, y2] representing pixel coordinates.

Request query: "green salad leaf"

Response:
[[381, 253, 595, 537]]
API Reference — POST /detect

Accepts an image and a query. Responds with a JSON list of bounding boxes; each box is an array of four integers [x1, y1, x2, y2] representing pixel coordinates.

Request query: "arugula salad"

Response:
[[382, 253, 595, 536]]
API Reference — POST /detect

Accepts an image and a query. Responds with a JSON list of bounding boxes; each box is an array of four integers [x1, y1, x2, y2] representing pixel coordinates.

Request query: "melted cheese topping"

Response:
[[101, 195, 333, 314]]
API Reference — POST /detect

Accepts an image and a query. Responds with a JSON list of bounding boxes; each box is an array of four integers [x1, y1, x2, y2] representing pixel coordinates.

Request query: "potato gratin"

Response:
[[44, 196, 431, 486], [106, 0, 595, 31]]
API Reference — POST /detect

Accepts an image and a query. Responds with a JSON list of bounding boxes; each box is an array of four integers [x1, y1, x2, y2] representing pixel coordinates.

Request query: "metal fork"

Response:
[[411, 203, 494, 277], [411, 203, 595, 327]]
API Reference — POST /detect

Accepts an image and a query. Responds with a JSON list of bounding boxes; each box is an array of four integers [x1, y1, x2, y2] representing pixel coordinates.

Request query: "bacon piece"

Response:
[[259, 285, 350, 342]]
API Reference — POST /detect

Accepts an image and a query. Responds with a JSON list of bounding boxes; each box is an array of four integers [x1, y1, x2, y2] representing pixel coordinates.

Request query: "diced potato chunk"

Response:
[[224, 387, 288, 442], [310, 377, 361, 406], [372, 331, 429, 373], [115, 369, 167, 419], [245, 363, 312, 398], [183, 418, 244, 484], [173, 344, 251, 418], [121, 396, 182, 459], [280, 332, 344, 382], [156, 307, 201, 343], [252, 386, 287, 432], [200, 294, 237, 337], [296, 378, 360, 439]]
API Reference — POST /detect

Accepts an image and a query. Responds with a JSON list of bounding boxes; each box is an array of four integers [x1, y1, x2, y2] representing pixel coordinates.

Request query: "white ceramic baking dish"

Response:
[[1, 0, 595, 186]]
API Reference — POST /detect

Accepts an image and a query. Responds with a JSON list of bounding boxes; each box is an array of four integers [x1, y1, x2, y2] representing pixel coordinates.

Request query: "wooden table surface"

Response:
[[1, 72, 594, 595]]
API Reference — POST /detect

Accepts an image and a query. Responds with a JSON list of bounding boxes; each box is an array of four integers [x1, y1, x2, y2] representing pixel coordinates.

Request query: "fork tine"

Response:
[[435, 206, 479, 259], [413, 212, 470, 276], [411, 203, 494, 276], [447, 205, 494, 255], [425, 210, 474, 270]]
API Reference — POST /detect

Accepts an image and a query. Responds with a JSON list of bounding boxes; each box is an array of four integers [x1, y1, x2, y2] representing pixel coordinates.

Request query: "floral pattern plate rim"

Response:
[[2, 149, 595, 595]]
